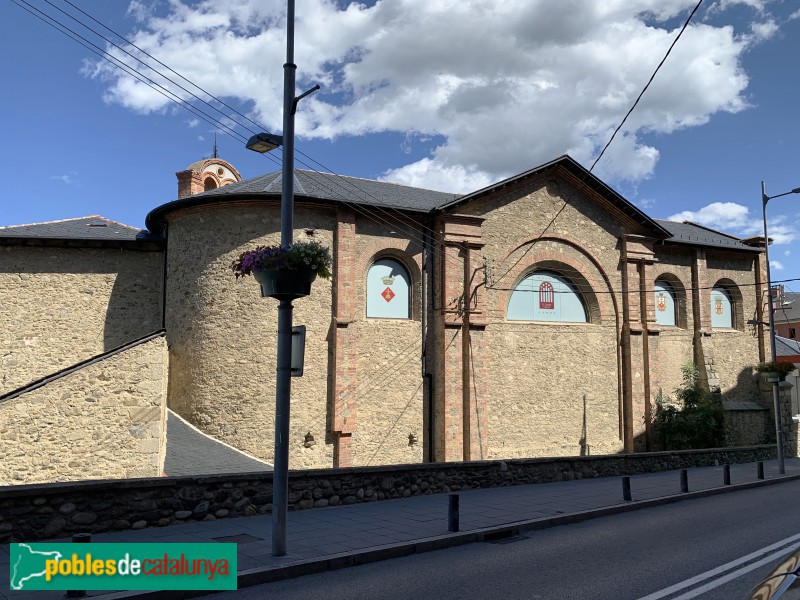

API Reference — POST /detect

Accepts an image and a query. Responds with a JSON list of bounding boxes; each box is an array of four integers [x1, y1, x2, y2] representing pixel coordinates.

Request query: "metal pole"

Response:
[[763, 181, 785, 475], [273, 0, 297, 557]]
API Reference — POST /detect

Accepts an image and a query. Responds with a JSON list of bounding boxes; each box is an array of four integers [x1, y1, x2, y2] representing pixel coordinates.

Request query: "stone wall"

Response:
[[165, 202, 335, 471], [0, 246, 164, 395], [0, 335, 168, 485], [164, 202, 428, 470], [452, 176, 626, 458], [0, 446, 775, 543]]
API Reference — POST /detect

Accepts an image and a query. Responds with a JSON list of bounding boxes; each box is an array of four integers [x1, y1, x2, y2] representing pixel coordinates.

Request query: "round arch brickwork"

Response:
[[352, 239, 423, 321], [653, 271, 689, 329], [492, 236, 616, 324], [711, 277, 745, 331]]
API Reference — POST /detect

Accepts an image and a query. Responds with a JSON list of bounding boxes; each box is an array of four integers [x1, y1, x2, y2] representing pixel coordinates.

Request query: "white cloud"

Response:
[[380, 158, 492, 193], [785, 250, 792, 256], [668, 202, 750, 229], [49, 172, 78, 185], [771, 260, 784, 270], [85, 0, 768, 190], [186, 118, 199, 128], [667, 201, 798, 244]]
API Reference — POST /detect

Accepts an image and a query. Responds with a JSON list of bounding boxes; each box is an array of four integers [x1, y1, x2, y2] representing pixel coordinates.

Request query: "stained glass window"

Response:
[[507, 271, 587, 322], [367, 258, 411, 319], [654, 280, 677, 327]]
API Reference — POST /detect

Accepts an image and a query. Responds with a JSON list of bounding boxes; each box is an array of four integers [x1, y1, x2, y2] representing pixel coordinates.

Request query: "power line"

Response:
[[590, 0, 704, 172]]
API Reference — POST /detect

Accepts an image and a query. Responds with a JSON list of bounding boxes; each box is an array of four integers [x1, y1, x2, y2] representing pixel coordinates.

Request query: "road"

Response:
[[213, 478, 800, 599]]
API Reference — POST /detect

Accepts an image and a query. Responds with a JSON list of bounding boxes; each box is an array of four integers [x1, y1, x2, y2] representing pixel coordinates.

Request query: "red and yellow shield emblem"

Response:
[[715, 296, 723, 315], [656, 293, 666, 312]]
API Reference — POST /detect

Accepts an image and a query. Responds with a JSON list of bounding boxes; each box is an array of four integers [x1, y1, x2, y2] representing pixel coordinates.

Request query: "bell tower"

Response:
[[176, 143, 242, 198]]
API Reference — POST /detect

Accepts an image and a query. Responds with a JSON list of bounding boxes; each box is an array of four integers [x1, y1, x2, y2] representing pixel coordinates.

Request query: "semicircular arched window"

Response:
[[367, 258, 411, 319], [507, 271, 588, 322], [710, 286, 734, 329], [654, 280, 677, 327]]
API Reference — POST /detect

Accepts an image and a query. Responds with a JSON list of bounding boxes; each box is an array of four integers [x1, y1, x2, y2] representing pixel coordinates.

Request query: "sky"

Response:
[[2, 0, 799, 290]]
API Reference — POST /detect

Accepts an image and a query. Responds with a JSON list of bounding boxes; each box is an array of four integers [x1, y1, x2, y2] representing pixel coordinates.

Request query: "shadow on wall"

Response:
[[721, 366, 771, 446], [103, 265, 164, 351]]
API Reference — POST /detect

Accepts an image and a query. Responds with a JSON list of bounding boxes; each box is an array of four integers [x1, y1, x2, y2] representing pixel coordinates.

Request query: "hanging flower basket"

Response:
[[755, 361, 796, 383], [253, 267, 317, 299], [231, 241, 332, 301]]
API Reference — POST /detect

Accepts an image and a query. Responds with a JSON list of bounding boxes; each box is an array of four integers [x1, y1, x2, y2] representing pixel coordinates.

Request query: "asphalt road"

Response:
[[212, 478, 800, 599]]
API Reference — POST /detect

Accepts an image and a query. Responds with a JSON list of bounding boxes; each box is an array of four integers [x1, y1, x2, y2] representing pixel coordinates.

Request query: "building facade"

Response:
[[0, 155, 774, 483]]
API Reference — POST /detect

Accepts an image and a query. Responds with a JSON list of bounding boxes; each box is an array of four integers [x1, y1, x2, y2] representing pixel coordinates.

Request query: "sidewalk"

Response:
[[4, 458, 800, 599]]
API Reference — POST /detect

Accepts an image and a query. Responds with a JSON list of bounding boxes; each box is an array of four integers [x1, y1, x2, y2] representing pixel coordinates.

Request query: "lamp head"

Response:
[[245, 132, 283, 153]]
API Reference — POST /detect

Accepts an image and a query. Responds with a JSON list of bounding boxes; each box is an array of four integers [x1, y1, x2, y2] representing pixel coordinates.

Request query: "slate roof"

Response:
[[149, 156, 766, 257], [0, 216, 162, 249], [164, 410, 272, 476], [775, 292, 800, 324], [655, 219, 761, 253], [776, 335, 800, 358], [146, 169, 458, 233]]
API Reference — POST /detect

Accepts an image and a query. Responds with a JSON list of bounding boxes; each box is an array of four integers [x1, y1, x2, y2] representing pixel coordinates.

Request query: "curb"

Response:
[[92, 471, 800, 599]]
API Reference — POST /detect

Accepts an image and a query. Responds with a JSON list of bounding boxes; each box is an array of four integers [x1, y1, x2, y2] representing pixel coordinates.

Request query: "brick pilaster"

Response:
[[434, 215, 486, 462], [621, 235, 656, 452], [331, 209, 358, 466], [691, 249, 719, 393]]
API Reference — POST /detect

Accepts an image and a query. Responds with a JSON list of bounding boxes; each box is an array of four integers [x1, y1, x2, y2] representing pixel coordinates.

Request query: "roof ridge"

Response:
[[676, 219, 743, 241], [296, 169, 459, 196], [0, 215, 104, 230], [0, 215, 141, 233]]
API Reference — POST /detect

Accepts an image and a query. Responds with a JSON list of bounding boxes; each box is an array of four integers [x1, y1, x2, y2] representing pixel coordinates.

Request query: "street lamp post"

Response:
[[761, 181, 800, 476], [245, 0, 317, 557]]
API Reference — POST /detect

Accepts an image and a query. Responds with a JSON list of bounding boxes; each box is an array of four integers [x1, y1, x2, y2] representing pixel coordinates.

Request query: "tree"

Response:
[[653, 363, 724, 450]]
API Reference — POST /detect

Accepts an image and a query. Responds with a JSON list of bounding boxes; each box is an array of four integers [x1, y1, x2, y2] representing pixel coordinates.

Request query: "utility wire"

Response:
[[10, 0, 274, 165], [590, 0, 704, 172], [18, 0, 768, 302]]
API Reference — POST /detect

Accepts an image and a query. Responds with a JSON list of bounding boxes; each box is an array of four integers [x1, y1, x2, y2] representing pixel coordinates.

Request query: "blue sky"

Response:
[[2, 0, 799, 289]]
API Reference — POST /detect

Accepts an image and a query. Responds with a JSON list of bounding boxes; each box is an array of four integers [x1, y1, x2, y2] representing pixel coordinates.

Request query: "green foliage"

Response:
[[755, 362, 797, 377], [652, 363, 725, 450]]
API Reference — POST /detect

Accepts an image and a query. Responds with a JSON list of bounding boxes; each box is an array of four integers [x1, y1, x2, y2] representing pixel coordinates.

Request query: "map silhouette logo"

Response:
[[10, 543, 63, 590]]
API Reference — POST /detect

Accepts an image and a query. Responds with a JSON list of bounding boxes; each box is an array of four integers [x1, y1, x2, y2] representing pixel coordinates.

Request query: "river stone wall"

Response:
[[0, 446, 775, 542], [0, 335, 168, 486]]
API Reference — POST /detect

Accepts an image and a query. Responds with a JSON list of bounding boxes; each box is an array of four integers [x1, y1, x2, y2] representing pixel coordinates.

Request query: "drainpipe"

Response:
[[462, 245, 472, 462], [639, 263, 652, 451], [422, 226, 434, 463]]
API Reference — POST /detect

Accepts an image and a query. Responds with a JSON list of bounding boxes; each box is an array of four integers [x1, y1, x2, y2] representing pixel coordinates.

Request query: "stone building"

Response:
[[0, 155, 774, 483]]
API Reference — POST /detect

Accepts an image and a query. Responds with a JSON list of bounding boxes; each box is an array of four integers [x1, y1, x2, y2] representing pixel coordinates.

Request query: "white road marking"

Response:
[[636, 532, 800, 600]]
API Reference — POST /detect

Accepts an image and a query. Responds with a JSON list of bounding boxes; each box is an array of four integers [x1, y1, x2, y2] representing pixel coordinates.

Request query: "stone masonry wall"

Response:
[[165, 203, 428, 471], [456, 176, 626, 457], [0, 446, 775, 543], [164, 202, 335, 471], [0, 336, 168, 485], [0, 246, 164, 395], [707, 252, 762, 403]]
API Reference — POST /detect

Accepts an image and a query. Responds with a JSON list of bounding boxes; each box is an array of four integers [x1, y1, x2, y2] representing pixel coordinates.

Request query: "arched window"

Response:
[[654, 280, 677, 327], [367, 258, 411, 319], [710, 287, 734, 329], [204, 177, 218, 191], [507, 271, 588, 322]]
